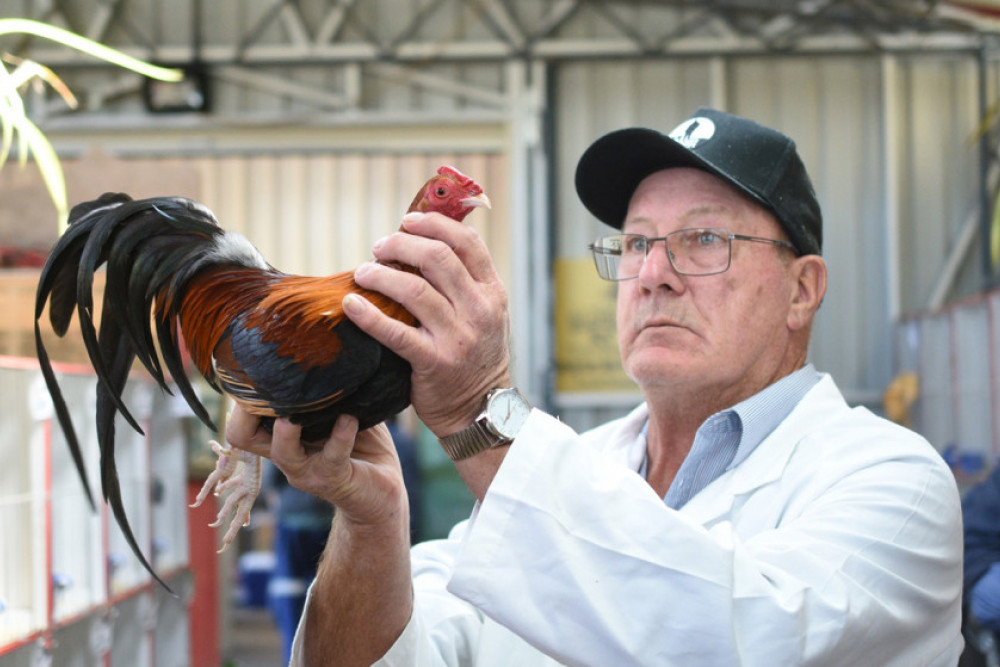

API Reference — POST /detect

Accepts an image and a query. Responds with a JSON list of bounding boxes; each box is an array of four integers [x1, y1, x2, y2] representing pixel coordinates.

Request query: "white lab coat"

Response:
[[291, 374, 964, 666]]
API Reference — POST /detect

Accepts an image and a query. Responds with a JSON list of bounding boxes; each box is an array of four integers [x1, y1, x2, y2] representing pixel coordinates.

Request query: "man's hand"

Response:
[[343, 211, 512, 439], [225, 407, 408, 526]]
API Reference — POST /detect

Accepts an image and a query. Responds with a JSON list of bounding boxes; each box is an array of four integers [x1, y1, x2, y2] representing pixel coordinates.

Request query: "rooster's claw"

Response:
[[191, 440, 261, 552]]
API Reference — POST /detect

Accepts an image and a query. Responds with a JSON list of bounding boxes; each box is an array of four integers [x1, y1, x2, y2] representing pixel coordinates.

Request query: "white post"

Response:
[[506, 60, 551, 408]]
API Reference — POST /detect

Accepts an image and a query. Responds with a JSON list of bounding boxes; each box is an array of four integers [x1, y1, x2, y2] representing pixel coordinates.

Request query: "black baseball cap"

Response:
[[575, 107, 823, 256]]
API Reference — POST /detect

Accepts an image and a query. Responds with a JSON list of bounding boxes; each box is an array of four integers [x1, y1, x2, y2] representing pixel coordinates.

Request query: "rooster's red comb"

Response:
[[437, 165, 482, 195]]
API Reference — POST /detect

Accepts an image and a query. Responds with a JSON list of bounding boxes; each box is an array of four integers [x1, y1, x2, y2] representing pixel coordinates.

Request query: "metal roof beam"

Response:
[[368, 61, 508, 108], [385, 0, 450, 55], [8, 0, 998, 72], [86, 0, 117, 42], [477, 0, 527, 51], [528, 0, 581, 43], [315, 0, 358, 46], [280, 1, 312, 50], [18, 29, 988, 71], [237, 0, 287, 58], [215, 64, 354, 109]]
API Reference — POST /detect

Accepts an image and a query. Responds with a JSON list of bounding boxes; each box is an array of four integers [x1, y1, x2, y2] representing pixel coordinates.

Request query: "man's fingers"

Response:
[[269, 415, 365, 504], [370, 227, 485, 304], [225, 405, 271, 456], [399, 212, 499, 284], [267, 417, 305, 468], [328, 414, 361, 457], [342, 290, 432, 363], [271, 415, 358, 469]]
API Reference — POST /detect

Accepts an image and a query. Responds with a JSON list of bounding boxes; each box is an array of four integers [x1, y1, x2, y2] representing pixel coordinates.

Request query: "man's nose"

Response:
[[639, 239, 674, 276], [637, 239, 683, 290]]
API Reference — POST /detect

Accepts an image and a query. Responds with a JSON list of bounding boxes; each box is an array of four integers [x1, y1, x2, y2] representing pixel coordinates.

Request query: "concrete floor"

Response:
[[225, 606, 284, 667]]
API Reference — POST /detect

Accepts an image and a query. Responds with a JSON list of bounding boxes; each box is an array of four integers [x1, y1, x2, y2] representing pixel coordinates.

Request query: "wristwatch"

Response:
[[438, 388, 531, 461]]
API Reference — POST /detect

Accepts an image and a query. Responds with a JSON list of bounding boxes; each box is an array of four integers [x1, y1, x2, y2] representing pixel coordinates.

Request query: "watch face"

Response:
[[487, 389, 531, 439]]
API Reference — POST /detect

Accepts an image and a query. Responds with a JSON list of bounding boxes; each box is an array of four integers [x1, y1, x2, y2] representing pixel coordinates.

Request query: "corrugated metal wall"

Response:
[[894, 288, 1000, 485], [893, 55, 987, 309], [192, 151, 509, 281], [551, 53, 990, 428]]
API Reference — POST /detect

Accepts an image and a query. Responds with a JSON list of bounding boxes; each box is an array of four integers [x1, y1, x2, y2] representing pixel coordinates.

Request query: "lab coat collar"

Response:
[[594, 402, 650, 473], [680, 373, 846, 522], [590, 374, 847, 523]]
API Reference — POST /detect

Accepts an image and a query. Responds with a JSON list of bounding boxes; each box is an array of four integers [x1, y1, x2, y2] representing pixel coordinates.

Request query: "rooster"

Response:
[[35, 165, 489, 588]]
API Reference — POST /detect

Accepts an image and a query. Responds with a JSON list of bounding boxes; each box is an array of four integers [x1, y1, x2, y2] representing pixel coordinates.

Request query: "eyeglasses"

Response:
[[589, 228, 797, 281]]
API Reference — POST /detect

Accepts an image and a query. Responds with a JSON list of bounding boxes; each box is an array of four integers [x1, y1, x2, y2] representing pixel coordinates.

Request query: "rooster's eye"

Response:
[[436, 187, 448, 197]]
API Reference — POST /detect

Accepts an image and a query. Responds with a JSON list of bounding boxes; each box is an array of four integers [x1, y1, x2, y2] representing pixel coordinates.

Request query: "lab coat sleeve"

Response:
[[447, 409, 964, 666]]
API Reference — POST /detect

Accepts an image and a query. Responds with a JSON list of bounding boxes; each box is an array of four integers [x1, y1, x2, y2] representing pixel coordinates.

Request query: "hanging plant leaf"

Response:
[[0, 18, 184, 235]]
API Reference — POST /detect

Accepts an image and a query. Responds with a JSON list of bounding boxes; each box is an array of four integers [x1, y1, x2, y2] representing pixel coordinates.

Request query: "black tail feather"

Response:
[[95, 295, 173, 593], [36, 193, 224, 592], [156, 309, 217, 432], [104, 221, 168, 387], [37, 219, 95, 335], [34, 209, 112, 511], [34, 321, 97, 511], [74, 209, 146, 434]]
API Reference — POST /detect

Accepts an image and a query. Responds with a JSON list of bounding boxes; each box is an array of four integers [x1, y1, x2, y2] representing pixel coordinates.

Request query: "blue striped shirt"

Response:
[[639, 364, 822, 509]]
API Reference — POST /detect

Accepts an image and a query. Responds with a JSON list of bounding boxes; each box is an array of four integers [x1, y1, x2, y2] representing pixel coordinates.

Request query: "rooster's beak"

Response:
[[461, 193, 492, 210]]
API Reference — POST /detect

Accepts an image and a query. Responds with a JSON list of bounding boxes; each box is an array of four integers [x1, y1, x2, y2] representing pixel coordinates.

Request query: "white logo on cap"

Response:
[[669, 117, 715, 149]]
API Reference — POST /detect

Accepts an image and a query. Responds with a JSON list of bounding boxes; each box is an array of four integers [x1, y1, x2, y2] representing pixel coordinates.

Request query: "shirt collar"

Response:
[[638, 364, 822, 506], [727, 363, 822, 468], [638, 364, 821, 442]]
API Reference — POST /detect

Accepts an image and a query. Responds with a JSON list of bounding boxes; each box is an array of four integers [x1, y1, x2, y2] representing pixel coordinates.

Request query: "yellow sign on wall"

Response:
[[554, 258, 637, 393]]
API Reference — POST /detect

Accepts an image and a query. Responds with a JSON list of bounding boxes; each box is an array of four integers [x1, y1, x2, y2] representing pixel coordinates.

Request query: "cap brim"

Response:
[[575, 127, 763, 230]]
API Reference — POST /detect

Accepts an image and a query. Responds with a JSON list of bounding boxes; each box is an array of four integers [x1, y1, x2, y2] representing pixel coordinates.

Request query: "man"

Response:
[[228, 108, 964, 665]]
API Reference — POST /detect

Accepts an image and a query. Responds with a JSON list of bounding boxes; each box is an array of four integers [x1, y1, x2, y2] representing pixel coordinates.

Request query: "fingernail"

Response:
[[354, 262, 373, 278], [343, 293, 367, 315], [372, 236, 388, 252], [333, 414, 359, 438], [403, 212, 423, 223]]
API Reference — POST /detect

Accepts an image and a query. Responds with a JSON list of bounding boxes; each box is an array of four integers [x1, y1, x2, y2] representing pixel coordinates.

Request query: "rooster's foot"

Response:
[[190, 440, 262, 552]]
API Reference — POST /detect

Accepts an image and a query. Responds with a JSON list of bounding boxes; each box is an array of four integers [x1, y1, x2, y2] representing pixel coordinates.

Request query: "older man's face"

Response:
[[616, 167, 799, 403]]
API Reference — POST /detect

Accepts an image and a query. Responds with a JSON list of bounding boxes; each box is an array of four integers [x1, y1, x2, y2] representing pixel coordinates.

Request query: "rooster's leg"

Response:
[[190, 440, 262, 552]]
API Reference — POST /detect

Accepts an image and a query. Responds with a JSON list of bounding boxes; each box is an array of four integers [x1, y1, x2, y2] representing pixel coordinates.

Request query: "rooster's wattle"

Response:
[[35, 165, 489, 587]]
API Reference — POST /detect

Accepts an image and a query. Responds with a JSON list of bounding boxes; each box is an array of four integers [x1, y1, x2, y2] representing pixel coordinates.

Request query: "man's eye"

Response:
[[696, 231, 724, 246], [624, 237, 647, 253]]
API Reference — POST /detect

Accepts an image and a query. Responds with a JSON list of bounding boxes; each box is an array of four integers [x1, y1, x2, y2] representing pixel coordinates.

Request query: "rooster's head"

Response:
[[409, 165, 491, 222]]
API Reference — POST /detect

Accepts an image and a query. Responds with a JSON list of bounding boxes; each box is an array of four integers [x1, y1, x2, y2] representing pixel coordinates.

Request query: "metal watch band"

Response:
[[438, 419, 508, 461]]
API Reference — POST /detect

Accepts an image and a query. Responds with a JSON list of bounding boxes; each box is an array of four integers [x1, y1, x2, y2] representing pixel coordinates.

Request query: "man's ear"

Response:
[[787, 255, 827, 332]]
